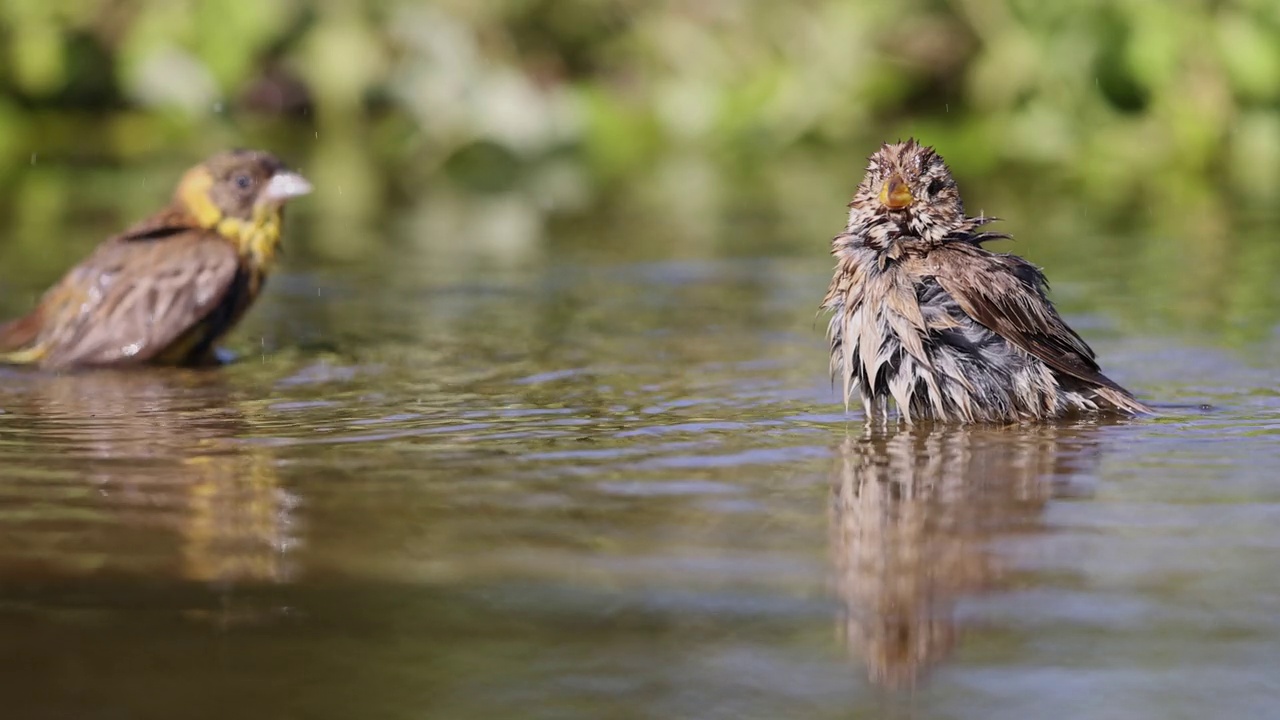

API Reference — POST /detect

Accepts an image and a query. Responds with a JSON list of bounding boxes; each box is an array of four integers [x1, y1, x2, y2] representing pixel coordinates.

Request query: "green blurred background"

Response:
[[1, 0, 1279, 341]]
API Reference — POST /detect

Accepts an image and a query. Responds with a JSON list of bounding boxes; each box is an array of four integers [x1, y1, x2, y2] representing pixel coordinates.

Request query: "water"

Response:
[[2, 168, 1280, 719]]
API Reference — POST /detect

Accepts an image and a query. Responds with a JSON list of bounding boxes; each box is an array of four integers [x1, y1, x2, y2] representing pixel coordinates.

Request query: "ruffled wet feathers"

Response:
[[822, 140, 1150, 423]]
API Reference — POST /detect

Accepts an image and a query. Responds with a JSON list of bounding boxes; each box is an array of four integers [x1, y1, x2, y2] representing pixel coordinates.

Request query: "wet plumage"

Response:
[[0, 150, 311, 370], [821, 139, 1150, 423]]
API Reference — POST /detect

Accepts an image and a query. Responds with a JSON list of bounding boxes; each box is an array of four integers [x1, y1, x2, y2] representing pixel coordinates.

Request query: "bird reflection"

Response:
[[0, 369, 297, 585], [829, 423, 1103, 688]]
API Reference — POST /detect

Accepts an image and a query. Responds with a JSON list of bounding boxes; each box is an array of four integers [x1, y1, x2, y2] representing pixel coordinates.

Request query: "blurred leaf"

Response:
[[11, 18, 65, 95], [1217, 12, 1280, 103]]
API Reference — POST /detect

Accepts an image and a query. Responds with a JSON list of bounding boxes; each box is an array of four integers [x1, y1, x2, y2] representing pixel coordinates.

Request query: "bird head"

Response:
[[847, 139, 965, 244], [175, 149, 312, 231]]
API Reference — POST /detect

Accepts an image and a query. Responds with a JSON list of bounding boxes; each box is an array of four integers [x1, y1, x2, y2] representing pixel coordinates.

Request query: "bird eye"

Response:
[[927, 176, 946, 195], [234, 174, 252, 190]]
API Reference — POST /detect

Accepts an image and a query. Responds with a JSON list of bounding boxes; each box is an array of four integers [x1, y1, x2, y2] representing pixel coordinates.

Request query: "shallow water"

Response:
[[2, 174, 1280, 719]]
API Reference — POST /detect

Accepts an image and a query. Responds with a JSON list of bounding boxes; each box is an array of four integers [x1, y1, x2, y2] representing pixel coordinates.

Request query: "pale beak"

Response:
[[262, 171, 313, 203], [878, 173, 914, 210]]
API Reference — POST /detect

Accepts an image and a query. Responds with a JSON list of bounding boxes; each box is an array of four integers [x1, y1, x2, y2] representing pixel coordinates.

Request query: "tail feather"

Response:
[[0, 311, 45, 365], [1095, 385, 1153, 416]]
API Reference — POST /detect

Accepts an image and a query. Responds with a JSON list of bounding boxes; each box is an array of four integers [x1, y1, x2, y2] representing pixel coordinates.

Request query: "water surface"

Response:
[[1, 175, 1279, 719]]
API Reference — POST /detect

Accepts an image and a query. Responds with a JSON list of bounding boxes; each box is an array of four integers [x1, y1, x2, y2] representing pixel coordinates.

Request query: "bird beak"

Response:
[[878, 173, 914, 210], [262, 171, 313, 203]]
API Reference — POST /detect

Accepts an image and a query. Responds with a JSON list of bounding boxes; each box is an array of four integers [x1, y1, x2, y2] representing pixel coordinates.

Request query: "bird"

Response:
[[0, 149, 311, 370], [821, 139, 1150, 423]]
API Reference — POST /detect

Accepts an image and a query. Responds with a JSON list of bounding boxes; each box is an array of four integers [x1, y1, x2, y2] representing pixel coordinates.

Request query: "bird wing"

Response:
[[31, 230, 241, 368], [925, 244, 1132, 394]]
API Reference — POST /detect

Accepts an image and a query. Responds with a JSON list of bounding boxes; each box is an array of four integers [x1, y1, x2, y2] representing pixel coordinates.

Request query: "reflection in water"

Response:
[[0, 369, 297, 584], [178, 450, 295, 584], [829, 423, 1102, 688]]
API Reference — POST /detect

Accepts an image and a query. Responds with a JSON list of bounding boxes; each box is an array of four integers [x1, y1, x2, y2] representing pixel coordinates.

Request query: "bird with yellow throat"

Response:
[[0, 150, 311, 369]]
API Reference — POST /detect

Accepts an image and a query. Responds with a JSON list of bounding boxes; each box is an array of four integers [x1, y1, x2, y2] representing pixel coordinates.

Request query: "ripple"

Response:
[[2, 255, 1280, 718], [595, 480, 743, 497]]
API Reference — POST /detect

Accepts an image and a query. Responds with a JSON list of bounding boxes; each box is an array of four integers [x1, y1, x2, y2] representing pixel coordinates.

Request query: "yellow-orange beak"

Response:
[[878, 173, 914, 210]]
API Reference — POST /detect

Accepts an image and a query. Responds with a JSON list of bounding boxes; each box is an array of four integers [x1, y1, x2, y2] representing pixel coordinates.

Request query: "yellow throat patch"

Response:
[[177, 167, 284, 272]]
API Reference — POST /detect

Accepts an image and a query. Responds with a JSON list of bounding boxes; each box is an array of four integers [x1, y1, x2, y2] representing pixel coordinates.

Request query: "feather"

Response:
[[822, 139, 1152, 423], [0, 149, 307, 370]]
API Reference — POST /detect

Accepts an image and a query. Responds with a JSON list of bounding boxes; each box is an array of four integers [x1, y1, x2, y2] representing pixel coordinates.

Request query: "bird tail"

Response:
[[1095, 385, 1154, 416], [0, 312, 45, 365]]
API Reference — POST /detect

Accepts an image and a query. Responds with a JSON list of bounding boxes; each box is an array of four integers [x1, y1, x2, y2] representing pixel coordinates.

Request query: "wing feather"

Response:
[[36, 230, 240, 368], [924, 245, 1132, 394]]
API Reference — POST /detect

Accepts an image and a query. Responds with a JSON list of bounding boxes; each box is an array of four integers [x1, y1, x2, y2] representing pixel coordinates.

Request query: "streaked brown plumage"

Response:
[[0, 150, 311, 370], [821, 139, 1151, 423]]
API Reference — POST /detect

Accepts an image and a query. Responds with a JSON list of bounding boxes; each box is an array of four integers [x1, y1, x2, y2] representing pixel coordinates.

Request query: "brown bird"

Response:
[[0, 149, 311, 370], [821, 139, 1150, 423]]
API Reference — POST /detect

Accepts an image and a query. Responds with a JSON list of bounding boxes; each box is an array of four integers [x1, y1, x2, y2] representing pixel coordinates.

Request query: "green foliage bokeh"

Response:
[[1, 0, 1276, 195], [3, 0, 1280, 336]]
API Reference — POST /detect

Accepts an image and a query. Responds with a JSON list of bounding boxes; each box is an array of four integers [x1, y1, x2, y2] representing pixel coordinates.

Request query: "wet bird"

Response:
[[0, 149, 311, 370], [821, 139, 1150, 423]]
